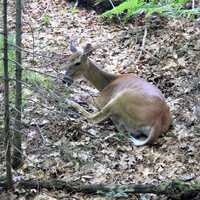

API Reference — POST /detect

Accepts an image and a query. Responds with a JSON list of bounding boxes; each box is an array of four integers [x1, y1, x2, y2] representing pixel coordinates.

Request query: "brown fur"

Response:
[[64, 43, 172, 146]]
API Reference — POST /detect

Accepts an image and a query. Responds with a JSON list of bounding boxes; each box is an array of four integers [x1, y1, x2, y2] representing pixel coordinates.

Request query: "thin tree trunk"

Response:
[[3, 0, 13, 188], [12, 0, 22, 169]]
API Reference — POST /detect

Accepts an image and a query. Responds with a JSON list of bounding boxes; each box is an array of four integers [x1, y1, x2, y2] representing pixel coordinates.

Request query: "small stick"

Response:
[[135, 27, 147, 64]]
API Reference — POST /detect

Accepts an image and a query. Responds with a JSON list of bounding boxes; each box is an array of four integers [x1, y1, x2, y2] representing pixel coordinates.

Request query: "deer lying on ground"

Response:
[[63, 43, 172, 146]]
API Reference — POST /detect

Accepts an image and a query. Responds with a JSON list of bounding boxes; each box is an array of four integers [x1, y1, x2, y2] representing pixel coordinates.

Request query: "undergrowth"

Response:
[[0, 35, 54, 108], [102, 0, 200, 20], [0, 34, 15, 78], [0, 35, 53, 89]]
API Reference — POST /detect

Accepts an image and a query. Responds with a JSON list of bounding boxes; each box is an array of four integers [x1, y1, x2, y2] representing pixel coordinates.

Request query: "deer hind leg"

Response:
[[110, 115, 128, 133]]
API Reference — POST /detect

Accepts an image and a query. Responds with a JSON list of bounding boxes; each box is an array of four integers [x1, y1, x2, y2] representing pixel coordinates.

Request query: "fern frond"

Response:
[[102, 0, 198, 19]]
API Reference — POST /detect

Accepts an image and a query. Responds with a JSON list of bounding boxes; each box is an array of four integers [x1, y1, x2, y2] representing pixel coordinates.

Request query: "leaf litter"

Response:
[[0, 0, 200, 199]]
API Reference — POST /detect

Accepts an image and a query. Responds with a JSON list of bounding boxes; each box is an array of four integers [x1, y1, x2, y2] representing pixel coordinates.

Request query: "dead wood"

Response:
[[0, 179, 194, 199]]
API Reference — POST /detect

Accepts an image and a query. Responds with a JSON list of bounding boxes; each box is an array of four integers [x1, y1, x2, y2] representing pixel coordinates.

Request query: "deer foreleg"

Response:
[[65, 99, 91, 117], [65, 97, 118, 123]]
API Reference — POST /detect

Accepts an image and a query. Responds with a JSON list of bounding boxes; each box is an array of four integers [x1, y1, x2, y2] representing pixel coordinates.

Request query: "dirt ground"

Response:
[[1, 0, 200, 199]]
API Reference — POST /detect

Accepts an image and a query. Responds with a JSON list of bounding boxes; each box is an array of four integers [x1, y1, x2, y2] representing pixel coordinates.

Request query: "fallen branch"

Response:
[[0, 179, 194, 199]]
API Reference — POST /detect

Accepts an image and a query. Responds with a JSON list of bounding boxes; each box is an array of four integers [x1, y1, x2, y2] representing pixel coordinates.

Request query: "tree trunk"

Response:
[[3, 0, 13, 188], [12, 0, 23, 169]]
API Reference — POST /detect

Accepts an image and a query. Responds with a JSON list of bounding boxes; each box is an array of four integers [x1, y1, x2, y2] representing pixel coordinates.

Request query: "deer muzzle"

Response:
[[63, 74, 74, 86]]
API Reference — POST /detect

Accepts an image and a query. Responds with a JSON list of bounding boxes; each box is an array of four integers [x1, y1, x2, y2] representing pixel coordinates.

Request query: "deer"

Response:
[[63, 42, 172, 146]]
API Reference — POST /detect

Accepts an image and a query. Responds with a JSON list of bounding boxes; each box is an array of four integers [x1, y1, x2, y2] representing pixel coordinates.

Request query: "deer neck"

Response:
[[83, 59, 118, 91]]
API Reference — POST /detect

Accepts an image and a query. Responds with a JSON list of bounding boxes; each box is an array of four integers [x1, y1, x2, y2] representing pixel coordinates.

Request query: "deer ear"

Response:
[[83, 43, 93, 55], [70, 41, 78, 53]]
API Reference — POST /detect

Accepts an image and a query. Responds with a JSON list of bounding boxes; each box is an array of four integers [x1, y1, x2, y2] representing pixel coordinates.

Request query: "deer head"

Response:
[[63, 42, 93, 86]]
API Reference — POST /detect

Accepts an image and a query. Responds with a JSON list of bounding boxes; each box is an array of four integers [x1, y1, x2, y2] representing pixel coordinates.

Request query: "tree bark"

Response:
[[12, 0, 23, 169], [3, 0, 13, 188]]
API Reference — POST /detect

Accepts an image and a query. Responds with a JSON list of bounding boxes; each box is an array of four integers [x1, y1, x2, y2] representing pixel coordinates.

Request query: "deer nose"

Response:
[[63, 75, 73, 86]]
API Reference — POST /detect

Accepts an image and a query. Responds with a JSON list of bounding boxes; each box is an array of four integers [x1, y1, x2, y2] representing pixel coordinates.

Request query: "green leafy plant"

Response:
[[103, 0, 145, 17], [42, 15, 51, 26], [102, 0, 200, 19], [23, 71, 53, 90], [70, 6, 79, 14]]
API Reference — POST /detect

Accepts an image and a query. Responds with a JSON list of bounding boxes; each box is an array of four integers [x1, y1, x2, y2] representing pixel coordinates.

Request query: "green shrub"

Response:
[[0, 35, 53, 89], [102, 0, 200, 20], [0, 35, 54, 108], [0, 34, 16, 79]]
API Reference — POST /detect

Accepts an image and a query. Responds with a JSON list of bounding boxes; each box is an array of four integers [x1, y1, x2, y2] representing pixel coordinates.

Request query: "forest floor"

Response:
[[1, 0, 200, 199]]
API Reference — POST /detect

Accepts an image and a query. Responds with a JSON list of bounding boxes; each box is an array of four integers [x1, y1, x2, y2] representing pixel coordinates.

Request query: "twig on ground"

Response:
[[143, 49, 160, 61], [135, 26, 147, 64], [192, 0, 195, 9], [35, 123, 49, 145]]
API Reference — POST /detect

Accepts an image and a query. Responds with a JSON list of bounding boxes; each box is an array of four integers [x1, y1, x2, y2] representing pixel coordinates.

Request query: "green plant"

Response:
[[23, 71, 53, 90], [42, 15, 51, 26], [0, 35, 53, 88], [103, 0, 145, 18], [0, 34, 16, 80], [102, 0, 200, 20], [0, 35, 54, 108]]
